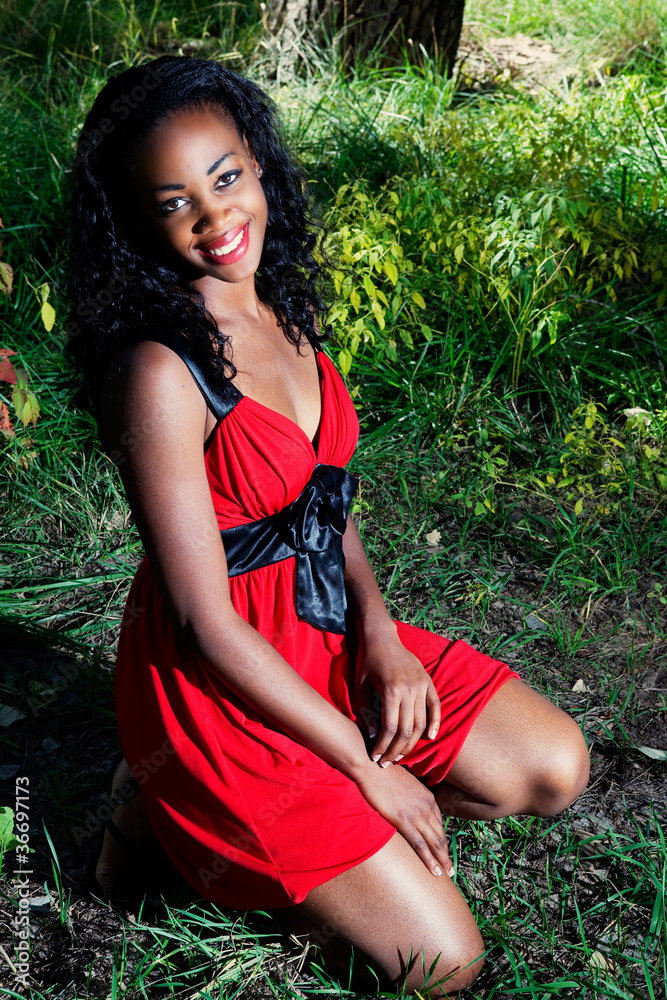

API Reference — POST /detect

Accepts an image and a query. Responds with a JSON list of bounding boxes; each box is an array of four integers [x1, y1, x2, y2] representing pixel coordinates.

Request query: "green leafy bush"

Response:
[[326, 78, 667, 387]]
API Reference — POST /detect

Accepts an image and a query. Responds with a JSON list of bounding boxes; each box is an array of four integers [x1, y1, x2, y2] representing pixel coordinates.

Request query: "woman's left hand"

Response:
[[355, 634, 441, 766]]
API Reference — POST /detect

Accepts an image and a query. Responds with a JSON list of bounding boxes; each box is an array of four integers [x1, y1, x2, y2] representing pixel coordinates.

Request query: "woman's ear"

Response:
[[243, 134, 263, 179]]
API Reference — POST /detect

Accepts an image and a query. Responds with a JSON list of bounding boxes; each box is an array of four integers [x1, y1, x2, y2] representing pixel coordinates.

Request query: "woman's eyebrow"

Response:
[[207, 152, 233, 175], [153, 152, 236, 192]]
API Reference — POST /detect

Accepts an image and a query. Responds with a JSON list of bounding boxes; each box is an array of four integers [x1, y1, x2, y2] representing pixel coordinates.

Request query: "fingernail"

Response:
[[394, 755, 404, 762], [380, 760, 391, 768], [371, 754, 381, 763], [368, 726, 377, 738], [449, 866, 455, 876], [428, 729, 438, 739], [434, 866, 443, 876]]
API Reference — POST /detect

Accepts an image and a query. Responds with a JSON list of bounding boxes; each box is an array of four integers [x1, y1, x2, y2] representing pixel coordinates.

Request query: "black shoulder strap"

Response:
[[137, 330, 243, 422], [305, 329, 323, 354]]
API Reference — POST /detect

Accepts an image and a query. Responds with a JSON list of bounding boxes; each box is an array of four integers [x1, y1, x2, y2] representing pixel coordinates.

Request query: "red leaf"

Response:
[[0, 348, 17, 385], [0, 401, 14, 437]]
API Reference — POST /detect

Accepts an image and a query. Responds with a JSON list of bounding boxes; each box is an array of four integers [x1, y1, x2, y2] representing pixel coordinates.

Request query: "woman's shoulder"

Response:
[[99, 337, 209, 450], [102, 337, 198, 402]]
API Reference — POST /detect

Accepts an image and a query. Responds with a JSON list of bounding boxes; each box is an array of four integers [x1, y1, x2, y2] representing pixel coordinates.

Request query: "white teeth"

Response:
[[208, 227, 245, 257]]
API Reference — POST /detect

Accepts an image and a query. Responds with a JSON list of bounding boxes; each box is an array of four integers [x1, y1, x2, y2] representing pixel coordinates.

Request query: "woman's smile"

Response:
[[197, 222, 250, 264], [131, 107, 267, 284]]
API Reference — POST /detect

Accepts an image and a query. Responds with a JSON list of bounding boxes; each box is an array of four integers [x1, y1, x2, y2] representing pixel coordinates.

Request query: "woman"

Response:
[[65, 56, 589, 995]]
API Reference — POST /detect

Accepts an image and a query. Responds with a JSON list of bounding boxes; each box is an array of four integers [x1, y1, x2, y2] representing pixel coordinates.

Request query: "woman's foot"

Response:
[[93, 758, 155, 900]]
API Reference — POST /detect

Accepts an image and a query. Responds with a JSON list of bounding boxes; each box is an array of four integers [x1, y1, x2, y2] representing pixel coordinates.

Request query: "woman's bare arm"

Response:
[[343, 518, 442, 763], [343, 518, 399, 643], [101, 340, 374, 779]]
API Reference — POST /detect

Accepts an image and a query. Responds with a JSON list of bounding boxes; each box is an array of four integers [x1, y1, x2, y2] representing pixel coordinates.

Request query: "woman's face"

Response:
[[130, 106, 267, 286]]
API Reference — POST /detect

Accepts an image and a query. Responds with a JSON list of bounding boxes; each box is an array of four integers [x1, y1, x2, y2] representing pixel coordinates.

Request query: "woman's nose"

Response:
[[193, 198, 232, 234]]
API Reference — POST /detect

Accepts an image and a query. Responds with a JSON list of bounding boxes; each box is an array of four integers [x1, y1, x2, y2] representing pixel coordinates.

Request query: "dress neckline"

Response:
[[234, 350, 325, 458]]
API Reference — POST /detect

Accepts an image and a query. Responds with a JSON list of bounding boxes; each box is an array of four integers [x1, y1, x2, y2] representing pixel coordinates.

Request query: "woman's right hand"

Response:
[[355, 762, 454, 878]]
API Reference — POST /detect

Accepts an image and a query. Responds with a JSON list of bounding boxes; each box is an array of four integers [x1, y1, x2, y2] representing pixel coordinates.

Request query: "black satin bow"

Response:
[[220, 464, 358, 634]]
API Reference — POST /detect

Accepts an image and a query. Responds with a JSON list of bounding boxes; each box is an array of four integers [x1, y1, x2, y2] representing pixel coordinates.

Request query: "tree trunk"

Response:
[[268, 0, 465, 79]]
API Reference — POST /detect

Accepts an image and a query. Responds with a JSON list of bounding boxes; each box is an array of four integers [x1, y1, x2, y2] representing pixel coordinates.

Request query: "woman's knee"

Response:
[[301, 833, 486, 995], [531, 720, 590, 815], [369, 882, 486, 995], [400, 935, 485, 995]]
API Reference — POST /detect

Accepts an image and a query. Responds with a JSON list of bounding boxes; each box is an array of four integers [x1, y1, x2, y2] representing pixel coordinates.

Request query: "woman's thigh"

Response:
[[435, 679, 590, 819], [291, 831, 485, 996]]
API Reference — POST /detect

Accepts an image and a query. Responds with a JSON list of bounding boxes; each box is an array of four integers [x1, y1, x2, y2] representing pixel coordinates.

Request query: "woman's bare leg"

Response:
[[433, 679, 590, 820], [94, 758, 154, 898], [283, 681, 587, 995], [291, 832, 484, 996], [98, 681, 586, 988]]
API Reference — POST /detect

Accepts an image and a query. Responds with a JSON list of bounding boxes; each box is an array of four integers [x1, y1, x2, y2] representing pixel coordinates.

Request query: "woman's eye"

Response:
[[157, 196, 188, 214], [215, 170, 242, 190]]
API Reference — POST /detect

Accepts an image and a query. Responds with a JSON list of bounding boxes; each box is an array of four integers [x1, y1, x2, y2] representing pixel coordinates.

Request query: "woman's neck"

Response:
[[194, 273, 266, 326]]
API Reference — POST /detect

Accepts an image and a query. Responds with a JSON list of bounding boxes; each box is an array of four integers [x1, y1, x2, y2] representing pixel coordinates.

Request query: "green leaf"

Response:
[[454, 244, 464, 265], [338, 348, 352, 376], [474, 501, 486, 516], [371, 300, 385, 330], [349, 288, 361, 312], [398, 475, 410, 505], [41, 300, 56, 332], [0, 807, 20, 852], [637, 746, 667, 761], [363, 274, 377, 300], [574, 498, 583, 516], [0, 260, 13, 296], [531, 324, 543, 349], [384, 259, 398, 286], [411, 291, 426, 309]]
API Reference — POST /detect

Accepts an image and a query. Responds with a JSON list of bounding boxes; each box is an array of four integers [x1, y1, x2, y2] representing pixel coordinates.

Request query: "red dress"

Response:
[[114, 346, 519, 909]]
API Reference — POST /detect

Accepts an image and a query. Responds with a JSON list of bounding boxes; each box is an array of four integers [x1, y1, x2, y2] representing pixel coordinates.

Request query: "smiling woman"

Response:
[[63, 55, 589, 997], [65, 58, 324, 418], [131, 110, 266, 278]]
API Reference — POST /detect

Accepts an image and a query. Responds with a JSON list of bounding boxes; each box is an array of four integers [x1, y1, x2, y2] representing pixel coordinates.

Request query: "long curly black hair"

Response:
[[64, 56, 331, 415]]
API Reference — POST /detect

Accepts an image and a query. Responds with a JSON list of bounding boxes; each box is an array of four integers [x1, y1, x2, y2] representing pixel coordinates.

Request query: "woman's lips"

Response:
[[197, 223, 249, 266]]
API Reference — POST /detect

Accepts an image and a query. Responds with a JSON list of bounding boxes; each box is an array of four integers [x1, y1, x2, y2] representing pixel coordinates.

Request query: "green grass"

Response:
[[0, 0, 666, 996], [466, 0, 667, 70]]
